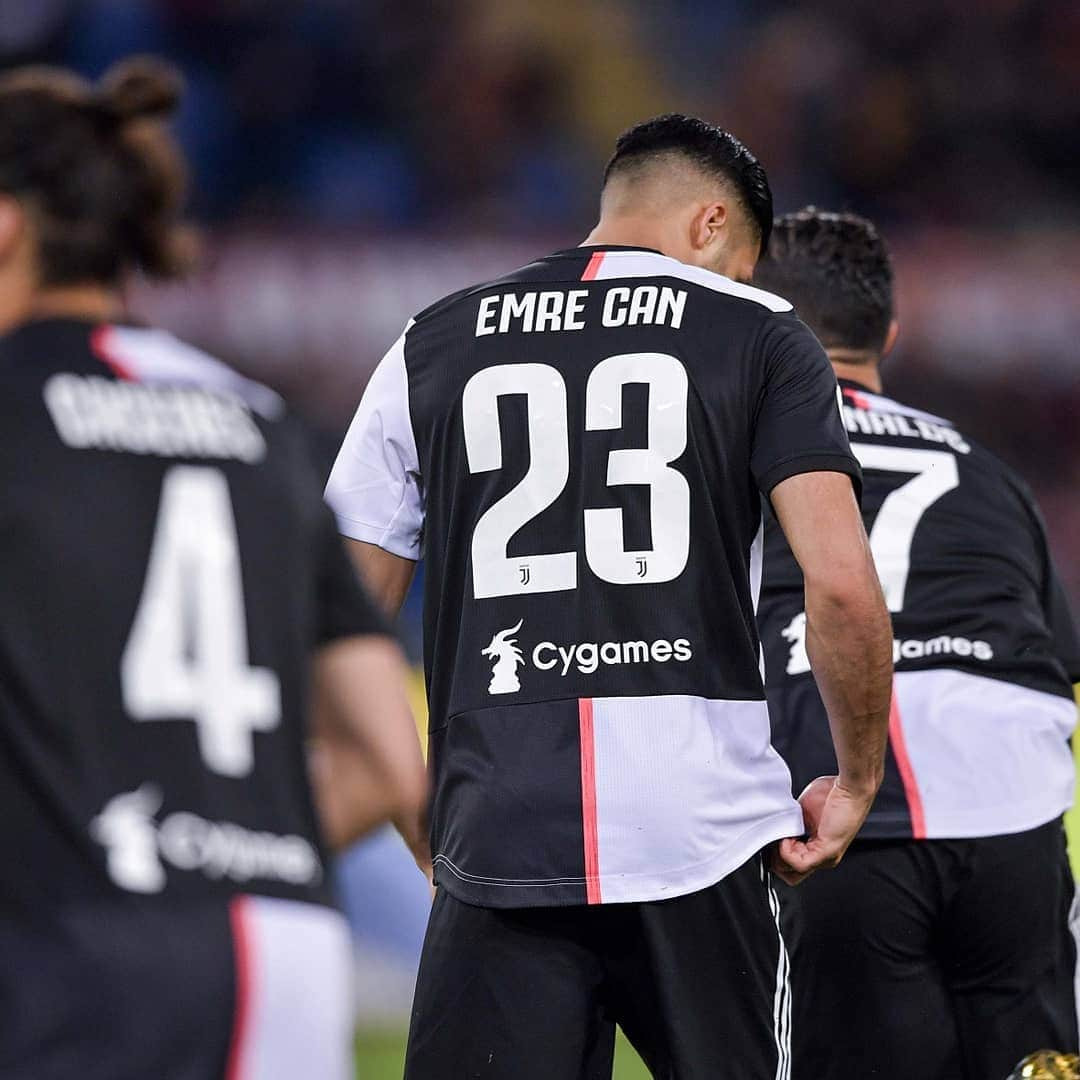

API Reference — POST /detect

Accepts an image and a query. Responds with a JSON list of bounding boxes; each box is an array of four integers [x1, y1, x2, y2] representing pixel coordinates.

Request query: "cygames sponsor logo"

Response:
[[781, 611, 993, 677], [483, 619, 693, 695], [91, 784, 322, 895]]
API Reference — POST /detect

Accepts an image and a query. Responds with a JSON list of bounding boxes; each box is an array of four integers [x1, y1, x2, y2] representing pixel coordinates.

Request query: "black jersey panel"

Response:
[[0, 318, 374, 911], [429, 697, 588, 907], [761, 382, 1076, 701]]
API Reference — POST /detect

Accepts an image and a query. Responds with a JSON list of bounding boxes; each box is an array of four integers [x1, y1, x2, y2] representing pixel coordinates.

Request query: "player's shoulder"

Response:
[[842, 384, 958, 429], [406, 246, 797, 331], [91, 324, 285, 420], [0, 317, 96, 379], [0, 318, 284, 421], [846, 382, 1034, 498]]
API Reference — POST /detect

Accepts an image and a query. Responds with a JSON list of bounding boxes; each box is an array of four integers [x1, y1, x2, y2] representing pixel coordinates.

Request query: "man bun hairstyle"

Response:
[[0, 55, 194, 286], [604, 113, 774, 253], [754, 208, 894, 356], [96, 55, 184, 125]]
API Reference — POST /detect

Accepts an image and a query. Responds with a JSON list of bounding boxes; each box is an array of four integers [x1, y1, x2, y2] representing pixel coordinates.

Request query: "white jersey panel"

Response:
[[230, 895, 354, 1080], [589, 694, 803, 905], [894, 668, 1077, 838], [325, 323, 424, 559]]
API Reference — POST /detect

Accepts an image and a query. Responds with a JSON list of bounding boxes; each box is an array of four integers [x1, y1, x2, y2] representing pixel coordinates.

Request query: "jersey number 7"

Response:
[[853, 443, 960, 612], [463, 354, 691, 599]]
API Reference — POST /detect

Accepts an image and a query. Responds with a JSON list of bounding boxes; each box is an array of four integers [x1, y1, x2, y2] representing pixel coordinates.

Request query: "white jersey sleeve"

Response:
[[325, 323, 423, 559]]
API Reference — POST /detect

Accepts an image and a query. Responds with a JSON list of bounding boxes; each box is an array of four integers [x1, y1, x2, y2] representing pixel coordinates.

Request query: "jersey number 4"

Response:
[[463, 354, 690, 599], [121, 466, 281, 777]]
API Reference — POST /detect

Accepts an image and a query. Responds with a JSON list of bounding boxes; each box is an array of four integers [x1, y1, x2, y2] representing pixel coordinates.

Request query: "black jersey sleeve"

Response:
[[750, 315, 862, 500], [315, 503, 393, 645]]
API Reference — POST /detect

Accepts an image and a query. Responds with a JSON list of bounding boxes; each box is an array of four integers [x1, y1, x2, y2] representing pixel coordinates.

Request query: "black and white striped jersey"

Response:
[[0, 317, 386, 914], [327, 245, 860, 907], [760, 378, 1080, 840]]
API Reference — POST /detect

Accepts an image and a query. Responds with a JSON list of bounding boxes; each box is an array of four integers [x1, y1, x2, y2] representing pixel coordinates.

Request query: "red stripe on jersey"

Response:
[[578, 698, 602, 904], [89, 325, 135, 381], [888, 691, 926, 839], [581, 252, 605, 281], [842, 386, 870, 410], [226, 895, 254, 1080]]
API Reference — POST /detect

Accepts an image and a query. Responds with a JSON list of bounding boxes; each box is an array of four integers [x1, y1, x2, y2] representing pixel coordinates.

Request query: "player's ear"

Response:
[[689, 200, 728, 255], [883, 319, 900, 357], [0, 195, 26, 266]]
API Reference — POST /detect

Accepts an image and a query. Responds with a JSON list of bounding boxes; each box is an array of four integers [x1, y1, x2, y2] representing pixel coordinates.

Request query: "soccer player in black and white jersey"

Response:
[[327, 116, 894, 1078], [755, 209, 1080, 1079], [0, 60, 428, 1078]]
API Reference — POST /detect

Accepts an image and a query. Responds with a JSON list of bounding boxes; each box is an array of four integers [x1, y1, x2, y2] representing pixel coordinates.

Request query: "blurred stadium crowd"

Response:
[[5, 0, 1077, 229]]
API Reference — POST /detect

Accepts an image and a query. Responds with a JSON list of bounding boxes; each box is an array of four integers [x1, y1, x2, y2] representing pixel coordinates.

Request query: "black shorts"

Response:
[[405, 853, 793, 1080], [0, 895, 354, 1080], [777, 819, 1079, 1080]]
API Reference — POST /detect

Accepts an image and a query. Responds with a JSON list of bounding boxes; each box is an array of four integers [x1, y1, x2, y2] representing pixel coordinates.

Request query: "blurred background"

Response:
[[5, 0, 1077, 1071]]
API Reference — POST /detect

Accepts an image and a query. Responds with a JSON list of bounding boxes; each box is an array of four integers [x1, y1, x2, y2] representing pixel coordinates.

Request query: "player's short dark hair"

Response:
[[0, 56, 194, 286], [604, 114, 773, 253], [754, 207, 894, 355]]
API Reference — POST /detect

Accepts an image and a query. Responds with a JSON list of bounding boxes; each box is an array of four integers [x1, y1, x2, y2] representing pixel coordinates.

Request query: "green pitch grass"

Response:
[[355, 1028, 651, 1079]]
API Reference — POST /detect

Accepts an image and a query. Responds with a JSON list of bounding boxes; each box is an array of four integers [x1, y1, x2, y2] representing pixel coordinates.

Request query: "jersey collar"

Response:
[[548, 244, 665, 258], [837, 375, 877, 393]]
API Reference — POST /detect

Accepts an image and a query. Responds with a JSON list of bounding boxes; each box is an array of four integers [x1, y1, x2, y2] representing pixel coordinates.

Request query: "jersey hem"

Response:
[[432, 807, 804, 909], [857, 792, 1073, 840]]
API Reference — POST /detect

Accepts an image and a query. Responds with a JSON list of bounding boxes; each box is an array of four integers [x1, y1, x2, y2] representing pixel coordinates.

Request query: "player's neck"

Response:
[[828, 352, 882, 394], [582, 218, 676, 259], [24, 284, 124, 327]]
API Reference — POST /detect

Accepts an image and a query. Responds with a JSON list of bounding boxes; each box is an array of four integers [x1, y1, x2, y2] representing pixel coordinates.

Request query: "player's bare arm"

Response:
[[769, 469, 893, 885], [310, 634, 429, 876], [345, 538, 416, 618]]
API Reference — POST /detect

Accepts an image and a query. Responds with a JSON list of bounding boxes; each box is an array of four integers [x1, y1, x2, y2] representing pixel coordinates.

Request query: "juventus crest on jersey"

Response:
[[327, 245, 861, 907], [760, 379, 1080, 841]]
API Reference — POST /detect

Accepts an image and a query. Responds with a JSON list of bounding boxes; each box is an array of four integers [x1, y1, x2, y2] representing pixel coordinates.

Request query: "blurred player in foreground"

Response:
[[0, 58, 427, 1079], [755, 209, 1080, 1079], [327, 115, 892, 1078]]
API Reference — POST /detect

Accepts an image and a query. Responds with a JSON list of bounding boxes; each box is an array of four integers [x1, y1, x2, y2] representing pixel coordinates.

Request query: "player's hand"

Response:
[[770, 775, 875, 886]]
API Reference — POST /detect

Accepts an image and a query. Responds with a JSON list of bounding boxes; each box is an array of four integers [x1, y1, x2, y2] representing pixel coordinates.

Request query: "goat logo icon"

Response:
[[483, 619, 525, 695], [781, 611, 811, 676], [91, 784, 166, 895]]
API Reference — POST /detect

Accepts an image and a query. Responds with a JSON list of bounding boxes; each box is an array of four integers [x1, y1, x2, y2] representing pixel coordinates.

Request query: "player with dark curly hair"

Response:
[[756, 208, 1080, 1080]]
